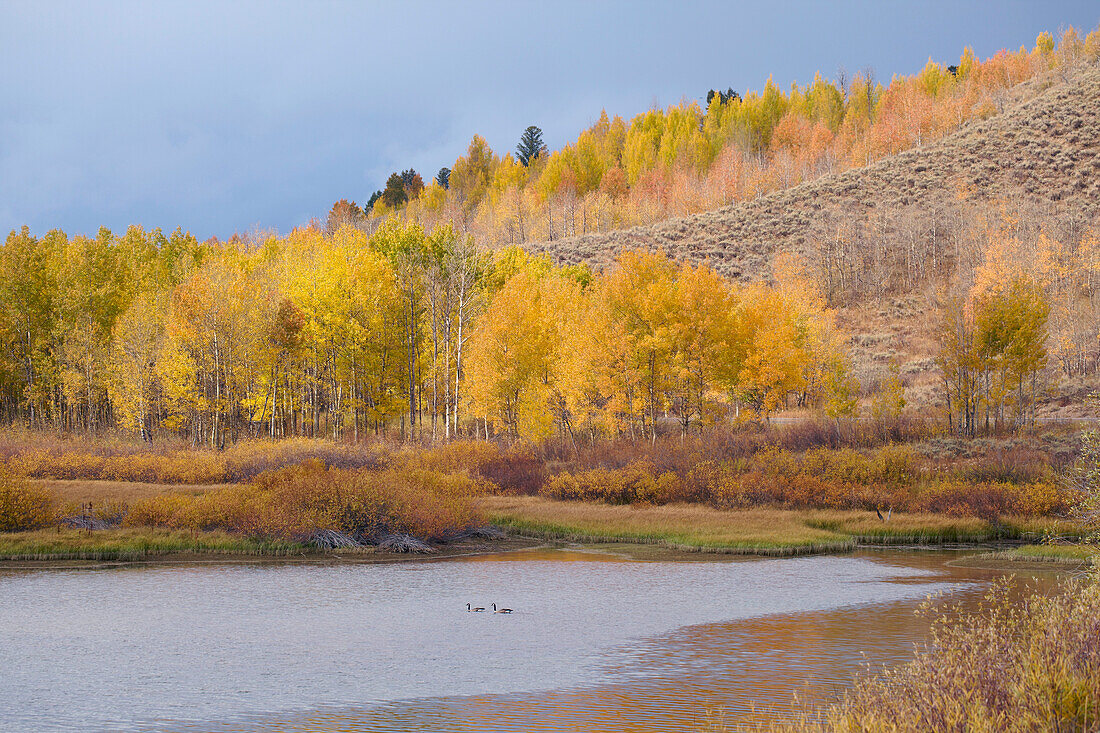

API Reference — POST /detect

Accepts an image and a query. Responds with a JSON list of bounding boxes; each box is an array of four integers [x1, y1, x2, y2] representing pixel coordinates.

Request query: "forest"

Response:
[[4, 31, 1093, 447], [0, 220, 850, 445], [1, 198, 1067, 447], [337, 29, 1099, 248]]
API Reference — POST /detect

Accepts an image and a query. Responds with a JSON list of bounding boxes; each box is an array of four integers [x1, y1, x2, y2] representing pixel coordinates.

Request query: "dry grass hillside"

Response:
[[529, 64, 1100, 416], [530, 65, 1100, 279]]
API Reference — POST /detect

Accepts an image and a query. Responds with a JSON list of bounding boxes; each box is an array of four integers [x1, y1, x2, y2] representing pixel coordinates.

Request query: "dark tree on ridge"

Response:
[[436, 167, 451, 189], [382, 173, 408, 207], [706, 88, 740, 105], [401, 169, 424, 198], [516, 125, 547, 167]]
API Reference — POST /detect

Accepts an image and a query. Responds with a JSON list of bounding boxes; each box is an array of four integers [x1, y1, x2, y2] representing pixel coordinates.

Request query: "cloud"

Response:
[[1, 0, 1095, 238]]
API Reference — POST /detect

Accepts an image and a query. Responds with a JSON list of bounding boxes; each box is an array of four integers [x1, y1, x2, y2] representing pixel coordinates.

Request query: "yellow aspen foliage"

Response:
[[735, 286, 808, 417], [464, 271, 567, 440], [109, 293, 166, 438], [592, 250, 678, 438]]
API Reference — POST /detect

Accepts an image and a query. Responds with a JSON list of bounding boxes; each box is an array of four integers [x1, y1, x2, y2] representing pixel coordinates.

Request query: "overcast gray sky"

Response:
[[2, 1, 1097, 240]]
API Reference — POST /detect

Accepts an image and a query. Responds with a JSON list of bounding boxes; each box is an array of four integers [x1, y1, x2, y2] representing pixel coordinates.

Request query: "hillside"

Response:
[[528, 64, 1100, 417], [528, 65, 1100, 279]]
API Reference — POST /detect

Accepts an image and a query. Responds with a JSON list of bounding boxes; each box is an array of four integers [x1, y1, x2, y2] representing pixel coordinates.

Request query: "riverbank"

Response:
[[1, 492, 1079, 566], [482, 496, 1073, 556], [0, 527, 542, 569], [1, 483, 1085, 568], [948, 542, 1098, 572]]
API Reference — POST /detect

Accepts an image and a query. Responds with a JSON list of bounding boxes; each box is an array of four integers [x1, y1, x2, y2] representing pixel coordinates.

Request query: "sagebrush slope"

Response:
[[529, 65, 1100, 283]]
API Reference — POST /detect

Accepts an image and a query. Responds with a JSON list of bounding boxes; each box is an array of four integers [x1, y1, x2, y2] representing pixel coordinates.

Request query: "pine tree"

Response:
[[382, 173, 408, 208], [436, 167, 451, 189], [400, 169, 424, 198], [516, 126, 547, 167]]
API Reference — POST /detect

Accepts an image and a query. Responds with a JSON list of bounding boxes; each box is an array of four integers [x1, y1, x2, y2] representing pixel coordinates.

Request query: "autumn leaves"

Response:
[[364, 29, 1098, 250], [0, 219, 854, 445], [466, 248, 853, 441]]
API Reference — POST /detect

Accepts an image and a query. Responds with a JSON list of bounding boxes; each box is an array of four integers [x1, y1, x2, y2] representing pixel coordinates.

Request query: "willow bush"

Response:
[[783, 574, 1100, 732], [0, 466, 56, 531]]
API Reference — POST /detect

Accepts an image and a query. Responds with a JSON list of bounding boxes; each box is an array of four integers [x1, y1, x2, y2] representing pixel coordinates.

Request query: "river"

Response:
[[0, 548, 1054, 732]]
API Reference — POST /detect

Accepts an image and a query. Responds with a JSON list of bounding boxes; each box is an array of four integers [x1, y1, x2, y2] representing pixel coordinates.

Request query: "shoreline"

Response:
[[483, 495, 1070, 556], [948, 544, 1098, 572], [0, 535, 547, 571], [3, 495, 1088, 572], [2, 532, 1090, 573]]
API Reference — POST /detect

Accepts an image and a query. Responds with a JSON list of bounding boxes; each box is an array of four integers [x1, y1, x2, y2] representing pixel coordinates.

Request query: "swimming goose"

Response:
[[492, 603, 513, 614], [466, 603, 486, 612]]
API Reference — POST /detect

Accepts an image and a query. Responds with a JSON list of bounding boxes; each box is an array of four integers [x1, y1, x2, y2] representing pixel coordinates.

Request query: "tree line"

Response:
[[331, 29, 1096, 248], [1, 208, 1076, 442], [0, 223, 859, 445]]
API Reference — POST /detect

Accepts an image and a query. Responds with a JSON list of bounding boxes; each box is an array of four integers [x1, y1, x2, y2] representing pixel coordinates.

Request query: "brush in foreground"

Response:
[[779, 572, 1100, 733]]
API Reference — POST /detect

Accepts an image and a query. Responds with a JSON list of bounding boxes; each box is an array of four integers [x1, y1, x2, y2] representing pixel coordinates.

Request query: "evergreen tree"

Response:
[[707, 88, 740, 105], [436, 167, 451, 189], [516, 125, 547, 167], [400, 169, 425, 198], [382, 173, 408, 208]]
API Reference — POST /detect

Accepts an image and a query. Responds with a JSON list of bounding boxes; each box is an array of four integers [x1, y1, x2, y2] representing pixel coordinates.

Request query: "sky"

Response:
[[2, 1, 1097, 240]]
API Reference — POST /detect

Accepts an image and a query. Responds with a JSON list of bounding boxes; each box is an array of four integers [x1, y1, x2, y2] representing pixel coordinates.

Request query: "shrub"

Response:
[[400, 440, 499, 475], [0, 467, 57, 531], [543, 464, 698, 505], [476, 446, 547, 495], [537, 450, 1073, 519], [0, 435, 395, 484], [955, 446, 1053, 484], [1071, 427, 1100, 543], [786, 575, 1100, 732], [124, 460, 483, 542]]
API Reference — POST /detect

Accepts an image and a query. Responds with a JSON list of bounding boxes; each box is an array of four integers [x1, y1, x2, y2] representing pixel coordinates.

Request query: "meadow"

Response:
[[0, 419, 1087, 562]]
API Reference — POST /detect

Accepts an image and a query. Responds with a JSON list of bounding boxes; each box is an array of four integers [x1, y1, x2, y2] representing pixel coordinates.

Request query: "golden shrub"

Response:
[[0, 467, 57, 531], [123, 460, 483, 541], [401, 440, 501, 474]]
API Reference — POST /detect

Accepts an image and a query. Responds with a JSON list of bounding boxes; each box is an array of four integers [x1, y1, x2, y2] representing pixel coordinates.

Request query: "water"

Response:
[[0, 548, 1051, 732]]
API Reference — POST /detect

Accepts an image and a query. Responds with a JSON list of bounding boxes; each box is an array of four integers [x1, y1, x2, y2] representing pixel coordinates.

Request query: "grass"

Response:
[[1009, 543, 1100, 562], [3, 494, 1088, 564], [35, 478, 225, 505], [481, 496, 1067, 555], [805, 513, 1079, 544], [484, 496, 852, 554], [962, 543, 1100, 568], [0, 526, 541, 564], [0, 527, 307, 561]]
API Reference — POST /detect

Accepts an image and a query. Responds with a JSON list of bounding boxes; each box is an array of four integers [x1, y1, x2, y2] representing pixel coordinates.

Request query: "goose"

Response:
[[492, 603, 513, 614], [466, 603, 486, 612]]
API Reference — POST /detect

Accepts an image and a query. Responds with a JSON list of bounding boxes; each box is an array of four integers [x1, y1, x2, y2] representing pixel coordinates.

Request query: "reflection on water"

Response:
[[0, 549, 1056, 732]]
